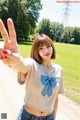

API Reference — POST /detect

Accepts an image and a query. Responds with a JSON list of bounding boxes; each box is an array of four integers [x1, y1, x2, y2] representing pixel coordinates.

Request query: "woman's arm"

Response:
[[53, 93, 58, 120], [0, 18, 28, 74]]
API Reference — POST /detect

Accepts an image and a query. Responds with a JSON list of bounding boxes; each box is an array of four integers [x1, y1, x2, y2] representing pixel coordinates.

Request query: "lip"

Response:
[[44, 53, 50, 56]]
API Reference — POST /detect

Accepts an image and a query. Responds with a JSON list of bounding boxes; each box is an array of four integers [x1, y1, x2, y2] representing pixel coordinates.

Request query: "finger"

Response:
[[0, 48, 7, 60], [0, 54, 3, 60], [7, 18, 17, 43], [0, 19, 9, 42], [0, 48, 15, 60], [0, 55, 7, 60], [3, 49, 19, 60]]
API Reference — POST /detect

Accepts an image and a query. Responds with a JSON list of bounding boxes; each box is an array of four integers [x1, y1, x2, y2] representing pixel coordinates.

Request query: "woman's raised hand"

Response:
[[0, 18, 20, 66], [0, 18, 18, 52]]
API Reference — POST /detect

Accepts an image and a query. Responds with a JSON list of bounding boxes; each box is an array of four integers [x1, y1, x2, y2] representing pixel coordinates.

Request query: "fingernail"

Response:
[[3, 50, 8, 54], [0, 56, 7, 60], [5, 56, 7, 59]]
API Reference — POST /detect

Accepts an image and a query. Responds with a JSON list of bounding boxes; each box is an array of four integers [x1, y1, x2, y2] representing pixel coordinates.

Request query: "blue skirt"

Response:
[[17, 106, 54, 120]]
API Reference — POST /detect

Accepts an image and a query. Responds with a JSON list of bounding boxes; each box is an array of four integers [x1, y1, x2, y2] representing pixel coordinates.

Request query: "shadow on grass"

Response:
[[18, 41, 32, 46], [0, 38, 33, 45]]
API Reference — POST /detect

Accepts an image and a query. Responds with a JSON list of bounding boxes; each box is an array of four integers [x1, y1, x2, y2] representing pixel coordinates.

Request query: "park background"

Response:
[[0, 0, 80, 105]]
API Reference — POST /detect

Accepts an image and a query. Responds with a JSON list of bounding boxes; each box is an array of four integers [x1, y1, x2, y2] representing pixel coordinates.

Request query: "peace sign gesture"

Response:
[[0, 18, 27, 76], [0, 18, 18, 52], [0, 18, 20, 66]]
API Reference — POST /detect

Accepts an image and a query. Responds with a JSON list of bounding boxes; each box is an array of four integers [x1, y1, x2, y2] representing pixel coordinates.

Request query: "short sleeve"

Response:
[[58, 69, 64, 94], [17, 58, 34, 84]]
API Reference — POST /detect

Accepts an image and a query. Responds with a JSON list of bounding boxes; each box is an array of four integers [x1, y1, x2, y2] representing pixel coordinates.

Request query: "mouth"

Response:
[[44, 53, 50, 56]]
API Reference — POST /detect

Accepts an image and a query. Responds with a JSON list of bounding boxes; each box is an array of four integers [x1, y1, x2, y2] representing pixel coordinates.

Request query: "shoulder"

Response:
[[52, 63, 63, 78], [53, 63, 62, 71], [24, 58, 35, 63], [24, 58, 38, 67]]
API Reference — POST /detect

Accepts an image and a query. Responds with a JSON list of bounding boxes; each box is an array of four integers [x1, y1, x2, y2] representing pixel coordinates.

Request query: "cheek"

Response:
[[39, 51, 43, 57], [50, 48, 53, 54]]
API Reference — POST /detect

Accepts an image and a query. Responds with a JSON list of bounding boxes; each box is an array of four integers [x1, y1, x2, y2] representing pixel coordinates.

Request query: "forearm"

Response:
[[11, 56, 27, 74], [53, 94, 58, 120], [0, 47, 27, 74]]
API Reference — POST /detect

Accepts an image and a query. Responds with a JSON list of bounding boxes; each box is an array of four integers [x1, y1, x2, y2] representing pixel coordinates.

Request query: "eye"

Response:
[[47, 45, 51, 48], [39, 47, 43, 50]]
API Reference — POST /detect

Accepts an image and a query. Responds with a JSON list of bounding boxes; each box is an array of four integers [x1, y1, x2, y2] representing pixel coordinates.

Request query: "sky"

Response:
[[38, 0, 80, 27]]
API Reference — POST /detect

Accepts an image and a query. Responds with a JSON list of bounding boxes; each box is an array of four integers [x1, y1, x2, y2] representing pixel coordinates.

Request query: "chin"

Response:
[[43, 57, 51, 60]]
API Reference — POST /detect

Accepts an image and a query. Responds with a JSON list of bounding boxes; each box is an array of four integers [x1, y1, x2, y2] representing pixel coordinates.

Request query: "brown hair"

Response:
[[30, 34, 56, 64]]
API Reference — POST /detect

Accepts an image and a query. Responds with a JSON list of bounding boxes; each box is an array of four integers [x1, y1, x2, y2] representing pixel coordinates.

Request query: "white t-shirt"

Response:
[[17, 58, 64, 112]]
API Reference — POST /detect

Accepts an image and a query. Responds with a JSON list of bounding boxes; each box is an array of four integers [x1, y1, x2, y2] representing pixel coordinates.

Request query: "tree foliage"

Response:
[[37, 18, 64, 42], [36, 18, 80, 45], [0, 0, 42, 41], [38, 18, 51, 38], [61, 27, 80, 44]]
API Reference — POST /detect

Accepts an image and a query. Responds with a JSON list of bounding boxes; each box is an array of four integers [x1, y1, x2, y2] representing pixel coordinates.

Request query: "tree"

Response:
[[0, 0, 42, 41], [61, 27, 73, 43], [71, 27, 80, 44], [50, 22, 63, 42], [38, 18, 51, 38], [78, 29, 80, 45], [0, 0, 8, 27], [26, 0, 42, 28]]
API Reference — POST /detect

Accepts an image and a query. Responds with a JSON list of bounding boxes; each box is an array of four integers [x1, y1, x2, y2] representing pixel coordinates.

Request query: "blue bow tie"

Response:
[[41, 75, 57, 96]]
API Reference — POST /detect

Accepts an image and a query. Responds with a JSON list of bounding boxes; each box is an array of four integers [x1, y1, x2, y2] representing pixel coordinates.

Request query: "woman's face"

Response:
[[38, 45, 53, 61]]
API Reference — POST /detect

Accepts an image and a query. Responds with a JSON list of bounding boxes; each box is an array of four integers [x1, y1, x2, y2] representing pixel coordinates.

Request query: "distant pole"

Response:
[[62, 0, 71, 27]]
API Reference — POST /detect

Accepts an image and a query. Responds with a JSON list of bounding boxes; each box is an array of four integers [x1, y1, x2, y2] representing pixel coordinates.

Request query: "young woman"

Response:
[[0, 18, 64, 120]]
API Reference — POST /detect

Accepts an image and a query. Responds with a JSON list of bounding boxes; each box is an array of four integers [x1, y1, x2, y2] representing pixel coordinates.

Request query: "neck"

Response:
[[42, 60, 52, 67]]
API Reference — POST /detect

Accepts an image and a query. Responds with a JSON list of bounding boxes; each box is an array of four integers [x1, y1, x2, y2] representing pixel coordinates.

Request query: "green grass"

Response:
[[54, 43, 80, 86], [55, 44, 80, 87], [18, 42, 32, 57], [0, 38, 3, 41], [18, 42, 80, 104], [54, 43, 80, 104]]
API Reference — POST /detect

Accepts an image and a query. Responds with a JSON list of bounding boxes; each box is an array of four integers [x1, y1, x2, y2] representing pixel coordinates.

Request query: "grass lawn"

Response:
[[54, 43, 80, 104], [18, 42, 80, 104]]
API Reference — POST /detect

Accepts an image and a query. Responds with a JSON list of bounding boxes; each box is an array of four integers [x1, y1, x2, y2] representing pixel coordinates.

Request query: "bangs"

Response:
[[37, 38, 51, 48]]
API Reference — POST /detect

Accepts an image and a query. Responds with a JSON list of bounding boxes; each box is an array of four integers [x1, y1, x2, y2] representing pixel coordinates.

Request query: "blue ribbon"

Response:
[[41, 75, 57, 96]]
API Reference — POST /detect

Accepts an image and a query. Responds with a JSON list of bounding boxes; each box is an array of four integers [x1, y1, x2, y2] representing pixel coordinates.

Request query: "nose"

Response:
[[45, 48, 48, 52], [44, 47, 48, 52]]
